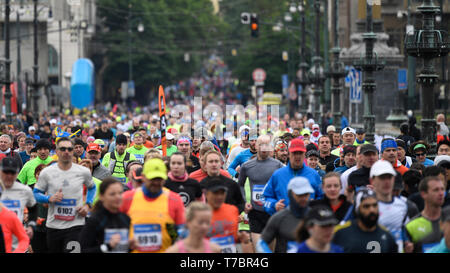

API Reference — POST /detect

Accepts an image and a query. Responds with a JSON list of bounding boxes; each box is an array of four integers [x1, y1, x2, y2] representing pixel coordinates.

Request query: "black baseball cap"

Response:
[[116, 134, 128, 145], [360, 144, 378, 155], [305, 205, 339, 226], [202, 177, 228, 193], [1, 157, 20, 173], [306, 150, 320, 158], [356, 128, 365, 134]]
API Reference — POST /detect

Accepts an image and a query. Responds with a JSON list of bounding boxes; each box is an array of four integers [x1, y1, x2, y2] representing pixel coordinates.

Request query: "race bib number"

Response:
[[134, 224, 162, 252], [2, 200, 22, 222], [252, 185, 265, 205], [54, 199, 77, 221], [287, 241, 298, 253], [135, 154, 145, 164], [422, 243, 439, 253], [104, 228, 129, 253], [210, 236, 237, 253], [390, 229, 404, 253], [115, 176, 127, 184]]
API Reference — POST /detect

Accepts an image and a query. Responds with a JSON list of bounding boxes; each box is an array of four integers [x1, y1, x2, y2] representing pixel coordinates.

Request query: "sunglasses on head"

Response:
[[59, 147, 74, 152]]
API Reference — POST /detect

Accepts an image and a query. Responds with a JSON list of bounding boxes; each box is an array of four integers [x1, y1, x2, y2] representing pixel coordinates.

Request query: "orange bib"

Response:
[[128, 188, 175, 253]]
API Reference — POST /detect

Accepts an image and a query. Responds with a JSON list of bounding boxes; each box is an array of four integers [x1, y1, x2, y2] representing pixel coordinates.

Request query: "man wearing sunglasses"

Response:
[[411, 141, 434, 167], [33, 137, 96, 253]]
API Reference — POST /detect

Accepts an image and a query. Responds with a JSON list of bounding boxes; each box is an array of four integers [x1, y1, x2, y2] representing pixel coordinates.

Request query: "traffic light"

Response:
[[250, 14, 259, 38]]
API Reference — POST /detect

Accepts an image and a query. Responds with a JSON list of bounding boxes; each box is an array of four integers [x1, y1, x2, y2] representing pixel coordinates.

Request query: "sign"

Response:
[[398, 69, 407, 90], [347, 67, 362, 103], [252, 68, 266, 86], [282, 74, 289, 89], [158, 85, 167, 156], [128, 81, 135, 97]]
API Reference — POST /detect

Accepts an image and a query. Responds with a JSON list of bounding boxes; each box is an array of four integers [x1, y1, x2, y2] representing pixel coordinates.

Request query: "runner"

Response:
[[124, 161, 143, 191], [426, 206, 450, 253], [411, 141, 434, 167], [380, 138, 409, 175], [228, 129, 258, 179], [200, 150, 245, 213], [369, 160, 415, 253], [348, 144, 379, 191], [354, 128, 370, 146], [203, 177, 242, 253], [102, 134, 136, 185], [165, 202, 221, 253], [396, 139, 415, 168], [73, 139, 86, 160], [331, 127, 357, 156], [257, 177, 313, 253], [176, 136, 200, 174], [273, 140, 289, 165], [126, 132, 149, 164], [79, 177, 133, 253], [310, 173, 353, 222], [318, 135, 339, 167], [263, 138, 323, 216], [294, 205, 343, 253], [406, 176, 446, 252], [0, 134, 23, 170], [164, 152, 202, 207], [189, 141, 232, 182], [85, 143, 111, 181], [32, 137, 96, 253], [0, 186, 30, 253], [332, 187, 398, 253], [225, 126, 250, 170], [238, 135, 284, 251], [19, 138, 35, 165], [306, 150, 325, 178], [120, 158, 185, 253], [333, 145, 357, 174], [18, 139, 53, 188]]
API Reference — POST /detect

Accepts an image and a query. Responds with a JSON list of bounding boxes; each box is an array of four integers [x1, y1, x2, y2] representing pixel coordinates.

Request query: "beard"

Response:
[[359, 212, 379, 228]]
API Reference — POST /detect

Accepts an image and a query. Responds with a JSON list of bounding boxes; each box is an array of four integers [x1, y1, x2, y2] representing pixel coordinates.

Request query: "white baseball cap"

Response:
[[341, 127, 356, 136], [370, 160, 396, 178], [288, 177, 314, 195], [28, 126, 36, 132], [50, 119, 57, 125], [166, 133, 175, 140]]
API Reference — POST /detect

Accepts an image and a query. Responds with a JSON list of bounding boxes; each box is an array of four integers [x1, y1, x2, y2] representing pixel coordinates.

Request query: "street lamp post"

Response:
[[354, 1, 385, 143], [296, 1, 310, 117], [325, 0, 347, 130], [405, 0, 449, 154], [307, 0, 325, 124], [127, 3, 143, 102], [32, 0, 40, 117], [4, 0, 12, 124]]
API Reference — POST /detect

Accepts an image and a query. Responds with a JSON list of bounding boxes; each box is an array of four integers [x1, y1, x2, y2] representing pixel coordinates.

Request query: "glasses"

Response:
[[59, 147, 74, 152], [415, 153, 425, 157]]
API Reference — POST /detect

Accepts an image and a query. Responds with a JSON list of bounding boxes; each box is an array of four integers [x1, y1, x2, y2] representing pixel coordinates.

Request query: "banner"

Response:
[[159, 85, 167, 156]]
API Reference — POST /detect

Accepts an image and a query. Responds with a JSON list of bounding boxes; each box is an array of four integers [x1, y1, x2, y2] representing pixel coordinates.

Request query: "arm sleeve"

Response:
[[227, 155, 240, 178], [10, 215, 30, 253], [33, 188, 50, 204], [85, 183, 97, 205], [262, 175, 277, 215], [79, 217, 102, 253]]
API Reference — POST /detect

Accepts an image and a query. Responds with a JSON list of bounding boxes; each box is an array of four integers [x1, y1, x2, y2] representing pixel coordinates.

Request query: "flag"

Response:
[[159, 85, 167, 156]]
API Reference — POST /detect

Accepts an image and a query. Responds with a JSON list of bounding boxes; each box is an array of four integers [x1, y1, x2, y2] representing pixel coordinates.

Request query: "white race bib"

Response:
[[2, 200, 22, 222], [104, 228, 129, 253], [134, 154, 145, 164], [210, 236, 237, 253], [252, 185, 265, 206], [54, 199, 77, 221], [134, 224, 162, 252]]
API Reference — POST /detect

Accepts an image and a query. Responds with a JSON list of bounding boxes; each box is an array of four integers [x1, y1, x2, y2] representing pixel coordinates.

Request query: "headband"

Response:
[[413, 144, 426, 151], [381, 139, 397, 153], [177, 137, 192, 147]]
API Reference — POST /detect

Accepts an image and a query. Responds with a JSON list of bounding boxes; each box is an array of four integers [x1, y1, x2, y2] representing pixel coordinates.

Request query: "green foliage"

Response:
[[95, 0, 227, 100]]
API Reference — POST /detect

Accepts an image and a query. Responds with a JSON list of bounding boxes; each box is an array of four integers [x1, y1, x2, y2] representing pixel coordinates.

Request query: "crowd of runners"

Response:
[[0, 107, 449, 253]]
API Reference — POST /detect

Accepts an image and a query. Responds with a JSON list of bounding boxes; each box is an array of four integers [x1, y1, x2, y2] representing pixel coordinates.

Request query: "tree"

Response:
[[93, 0, 227, 104]]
